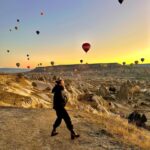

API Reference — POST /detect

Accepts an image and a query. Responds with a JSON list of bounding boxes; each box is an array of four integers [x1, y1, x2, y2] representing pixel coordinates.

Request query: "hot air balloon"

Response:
[[82, 43, 91, 53], [118, 0, 124, 4], [41, 12, 44, 16], [134, 60, 139, 65], [15, 26, 18, 30], [27, 58, 30, 60], [141, 58, 145, 63], [9, 29, 12, 32], [130, 63, 133, 66], [80, 59, 83, 64], [40, 63, 42, 66], [27, 66, 30, 69], [16, 63, 20, 68], [122, 62, 126, 66], [17, 19, 20, 22], [7, 50, 10, 53], [51, 61, 55, 66], [36, 30, 40, 35]]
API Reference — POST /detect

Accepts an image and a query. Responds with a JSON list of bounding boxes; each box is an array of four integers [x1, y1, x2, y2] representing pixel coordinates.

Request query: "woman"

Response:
[[51, 79, 80, 140]]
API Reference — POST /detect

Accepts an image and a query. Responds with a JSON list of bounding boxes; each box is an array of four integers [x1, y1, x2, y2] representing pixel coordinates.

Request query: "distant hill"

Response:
[[135, 64, 150, 68], [0, 68, 31, 73], [32, 63, 121, 72], [31, 63, 150, 73]]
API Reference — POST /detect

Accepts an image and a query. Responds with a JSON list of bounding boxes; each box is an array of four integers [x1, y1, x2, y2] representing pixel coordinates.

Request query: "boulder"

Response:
[[128, 111, 147, 127], [98, 84, 109, 97]]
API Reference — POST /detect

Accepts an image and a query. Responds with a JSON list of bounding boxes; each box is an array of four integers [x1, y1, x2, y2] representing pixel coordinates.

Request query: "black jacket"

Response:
[[52, 85, 68, 109]]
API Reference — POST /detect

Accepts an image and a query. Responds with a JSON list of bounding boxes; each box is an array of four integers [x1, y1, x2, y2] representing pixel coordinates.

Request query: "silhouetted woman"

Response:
[[51, 79, 79, 140]]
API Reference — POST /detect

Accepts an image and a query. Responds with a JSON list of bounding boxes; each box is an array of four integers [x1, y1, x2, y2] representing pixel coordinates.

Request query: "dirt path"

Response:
[[0, 108, 140, 150]]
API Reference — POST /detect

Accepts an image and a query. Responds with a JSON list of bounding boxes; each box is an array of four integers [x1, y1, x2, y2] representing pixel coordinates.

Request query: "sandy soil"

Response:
[[0, 107, 140, 150]]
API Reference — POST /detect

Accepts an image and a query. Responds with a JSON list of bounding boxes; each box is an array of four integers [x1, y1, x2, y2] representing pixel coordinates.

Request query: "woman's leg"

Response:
[[62, 108, 73, 131], [53, 109, 63, 129], [62, 108, 80, 139], [51, 109, 62, 136]]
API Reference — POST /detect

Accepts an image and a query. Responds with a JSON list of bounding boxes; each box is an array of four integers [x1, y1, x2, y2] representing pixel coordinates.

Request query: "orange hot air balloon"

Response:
[[141, 58, 145, 63], [82, 43, 91, 53], [122, 62, 126, 66], [134, 60, 139, 65], [16, 63, 20, 68], [51, 61, 55, 66]]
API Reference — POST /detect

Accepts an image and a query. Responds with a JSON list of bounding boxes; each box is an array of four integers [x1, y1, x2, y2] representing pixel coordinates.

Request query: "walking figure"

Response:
[[51, 79, 80, 140]]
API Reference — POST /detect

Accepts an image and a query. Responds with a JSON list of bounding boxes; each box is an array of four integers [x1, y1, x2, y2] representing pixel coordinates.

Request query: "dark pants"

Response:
[[53, 107, 73, 131]]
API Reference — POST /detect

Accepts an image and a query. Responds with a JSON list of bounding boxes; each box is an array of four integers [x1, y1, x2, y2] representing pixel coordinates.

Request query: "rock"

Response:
[[117, 81, 141, 100], [98, 84, 109, 97], [109, 86, 116, 94], [77, 94, 110, 114], [128, 111, 147, 127], [118, 82, 130, 100]]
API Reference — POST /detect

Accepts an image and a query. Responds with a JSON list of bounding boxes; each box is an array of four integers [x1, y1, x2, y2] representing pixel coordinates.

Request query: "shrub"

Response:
[[65, 79, 72, 86], [17, 73, 24, 79], [38, 77, 44, 81], [44, 87, 51, 91], [52, 75, 57, 81], [32, 82, 37, 87]]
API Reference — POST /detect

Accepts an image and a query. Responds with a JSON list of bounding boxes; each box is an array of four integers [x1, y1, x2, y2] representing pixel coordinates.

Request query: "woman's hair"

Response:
[[55, 79, 62, 85]]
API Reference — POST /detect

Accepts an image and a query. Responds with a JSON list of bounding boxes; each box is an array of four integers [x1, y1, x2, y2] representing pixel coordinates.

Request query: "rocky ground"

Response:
[[0, 66, 150, 149], [0, 107, 145, 150]]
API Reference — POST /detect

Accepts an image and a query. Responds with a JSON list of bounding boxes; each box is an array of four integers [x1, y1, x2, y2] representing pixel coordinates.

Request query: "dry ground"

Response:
[[0, 107, 144, 150]]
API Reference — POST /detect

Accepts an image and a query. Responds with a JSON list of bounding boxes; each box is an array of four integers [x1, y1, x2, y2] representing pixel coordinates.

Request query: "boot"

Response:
[[51, 128, 58, 136], [71, 130, 80, 140]]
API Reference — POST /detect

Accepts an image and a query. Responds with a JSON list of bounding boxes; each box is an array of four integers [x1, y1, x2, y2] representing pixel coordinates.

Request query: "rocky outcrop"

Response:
[[77, 93, 113, 114], [117, 81, 141, 100]]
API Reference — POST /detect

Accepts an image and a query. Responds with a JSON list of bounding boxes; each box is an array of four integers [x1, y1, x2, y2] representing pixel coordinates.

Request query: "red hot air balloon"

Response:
[[82, 43, 91, 53], [27, 66, 30, 69], [51, 61, 55, 66]]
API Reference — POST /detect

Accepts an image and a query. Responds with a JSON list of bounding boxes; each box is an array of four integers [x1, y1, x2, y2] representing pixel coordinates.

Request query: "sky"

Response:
[[0, 0, 150, 68]]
